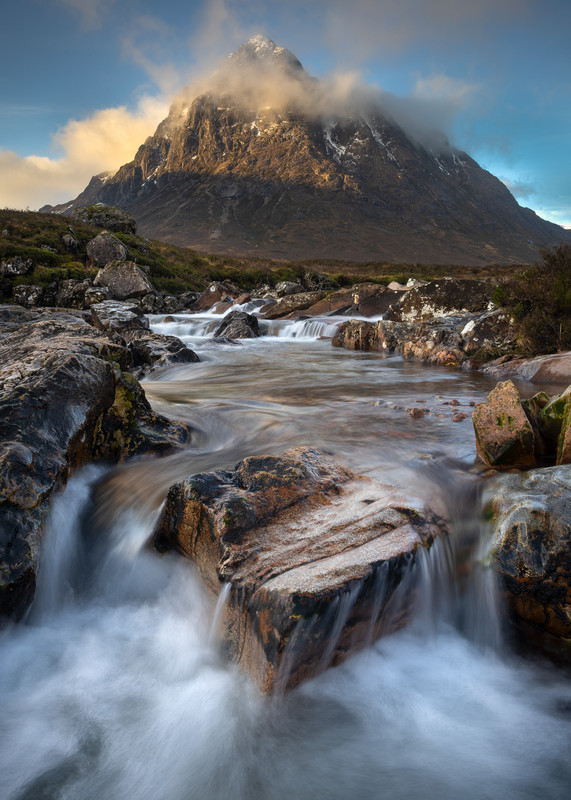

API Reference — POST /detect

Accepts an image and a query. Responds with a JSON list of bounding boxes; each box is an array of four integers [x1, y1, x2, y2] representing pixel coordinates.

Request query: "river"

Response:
[[1, 310, 570, 800]]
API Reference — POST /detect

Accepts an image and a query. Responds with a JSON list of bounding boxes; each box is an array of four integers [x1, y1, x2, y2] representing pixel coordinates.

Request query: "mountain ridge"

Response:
[[43, 35, 570, 265]]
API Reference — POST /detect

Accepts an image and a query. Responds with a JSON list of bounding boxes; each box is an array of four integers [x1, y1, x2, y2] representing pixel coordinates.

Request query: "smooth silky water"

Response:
[[1, 311, 570, 799]]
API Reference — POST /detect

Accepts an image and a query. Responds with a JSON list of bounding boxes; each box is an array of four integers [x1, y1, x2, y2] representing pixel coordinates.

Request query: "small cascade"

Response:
[[261, 317, 343, 339], [30, 466, 104, 621]]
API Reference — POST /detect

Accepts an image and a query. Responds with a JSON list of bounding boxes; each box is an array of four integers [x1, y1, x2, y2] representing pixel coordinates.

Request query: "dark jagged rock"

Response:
[[487, 467, 571, 660], [152, 446, 448, 692], [94, 260, 155, 300], [123, 330, 200, 376], [0, 317, 190, 621], [12, 285, 46, 308], [55, 278, 92, 309], [86, 231, 127, 268], [460, 309, 517, 358], [213, 310, 260, 339], [90, 300, 149, 335]]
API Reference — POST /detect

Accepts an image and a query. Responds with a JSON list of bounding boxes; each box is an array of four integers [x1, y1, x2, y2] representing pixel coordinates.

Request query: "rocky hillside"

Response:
[[43, 36, 570, 265]]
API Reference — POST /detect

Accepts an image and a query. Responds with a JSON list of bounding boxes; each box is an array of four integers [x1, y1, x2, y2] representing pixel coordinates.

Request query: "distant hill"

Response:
[[42, 35, 571, 266]]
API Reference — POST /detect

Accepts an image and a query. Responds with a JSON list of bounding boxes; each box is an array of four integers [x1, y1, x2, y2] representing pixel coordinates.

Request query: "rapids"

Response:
[[1, 309, 570, 800]]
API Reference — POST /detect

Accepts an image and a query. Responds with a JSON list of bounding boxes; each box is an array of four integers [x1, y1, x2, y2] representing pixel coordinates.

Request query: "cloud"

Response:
[[55, 0, 117, 29], [500, 177, 536, 200], [0, 96, 167, 210]]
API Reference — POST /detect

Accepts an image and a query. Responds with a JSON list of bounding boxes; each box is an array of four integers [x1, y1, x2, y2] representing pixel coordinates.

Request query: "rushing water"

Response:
[[1, 310, 570, 800]]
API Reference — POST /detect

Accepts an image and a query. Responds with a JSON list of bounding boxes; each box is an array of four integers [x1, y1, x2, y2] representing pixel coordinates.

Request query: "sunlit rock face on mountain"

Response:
[[49, 36, 570, 264]]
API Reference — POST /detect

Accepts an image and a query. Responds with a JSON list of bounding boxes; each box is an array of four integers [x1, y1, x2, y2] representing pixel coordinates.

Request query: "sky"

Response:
[[1, 0, 569, 228]]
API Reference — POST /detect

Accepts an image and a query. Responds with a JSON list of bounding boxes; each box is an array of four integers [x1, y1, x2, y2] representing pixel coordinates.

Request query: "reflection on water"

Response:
[[1, 314, 570, 800]]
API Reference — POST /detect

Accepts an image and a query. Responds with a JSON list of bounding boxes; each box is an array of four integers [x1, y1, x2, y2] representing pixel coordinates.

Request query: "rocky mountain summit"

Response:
[[43, 36, 570, 265]]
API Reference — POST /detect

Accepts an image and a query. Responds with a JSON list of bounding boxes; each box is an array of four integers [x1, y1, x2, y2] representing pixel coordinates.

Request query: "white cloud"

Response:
[[55, 0, 116, 29], [0, 96, 167, 210]]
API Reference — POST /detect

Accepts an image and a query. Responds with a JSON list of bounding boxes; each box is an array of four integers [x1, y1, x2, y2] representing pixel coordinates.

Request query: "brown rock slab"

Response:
[[472, 380, 536, 469], [153, 447, 448, 692], [261, 291, 327, 320]]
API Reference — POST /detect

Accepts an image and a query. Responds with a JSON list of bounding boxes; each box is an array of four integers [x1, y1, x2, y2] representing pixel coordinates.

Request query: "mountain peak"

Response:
[[228, 34, 304, 74]]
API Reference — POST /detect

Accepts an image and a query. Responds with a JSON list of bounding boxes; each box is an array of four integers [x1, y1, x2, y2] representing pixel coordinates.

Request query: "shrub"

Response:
[[493, 244, 571, 355]]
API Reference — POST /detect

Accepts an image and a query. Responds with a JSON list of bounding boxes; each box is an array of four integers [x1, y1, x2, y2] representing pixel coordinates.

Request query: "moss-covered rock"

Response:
[[0, 316, 189, 621], [472, 380, 536, 469]]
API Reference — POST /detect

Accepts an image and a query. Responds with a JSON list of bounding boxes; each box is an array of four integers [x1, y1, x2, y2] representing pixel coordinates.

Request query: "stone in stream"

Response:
[[0, 316, 190, 621], [471, 380, 536, 469], [122, 330, 200, 376], [152, 447, 448, 692], [213, 310, 260, 339], [487, 466, 571, 659]]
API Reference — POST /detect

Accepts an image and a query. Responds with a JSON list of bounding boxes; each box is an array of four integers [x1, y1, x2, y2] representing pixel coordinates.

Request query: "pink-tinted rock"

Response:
[[153, 447, 448, 692]]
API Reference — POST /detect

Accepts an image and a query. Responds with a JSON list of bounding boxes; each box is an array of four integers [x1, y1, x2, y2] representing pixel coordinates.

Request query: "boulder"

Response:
[[557, 401, 571, 465], [122, 330, 200, 376], [0, 256, 33, 277], [213, 310, 260, 339], [56, 278, 92, 309], [331, 320, 380, 350], [261, 291, 327, 320], [487, 466, 571, 658], [86, 231, 128, 268], [187, 282, 241, 312], [537, 386, 571, 447], [94, 260, 154, 300], [461, 309, 517, 358], [152, 447, 448, 692], [304, 283, 386, 317], [71, 204, 137, 235], [12, 285, 45, 308], [0, 318, 189, 621], [384, 278, 492, 322], [61, 233, 78, 253], [274, 281, 304, 297], [84, 286, 112, 306], [482, 351, 571, 386], [472, 380, 536, 469], [90, 300, 149, 335]]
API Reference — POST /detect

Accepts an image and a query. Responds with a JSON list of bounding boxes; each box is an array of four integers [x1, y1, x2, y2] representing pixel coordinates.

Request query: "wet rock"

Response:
[[384, 278, 492, 322], [472, 380, 536, 469], [12, 285, 45, 308], [0, 256, 33, 277], [0, 318, 189, 620], [153, 447, 448, 692], [331, 320, 380, 350], [94, 260, 154, 301], [537, 386, 571, 448], [487, 467, 571, 659], [305, 283, 384, 317], [123, 330, 200, 376], [86, 231, 128, 268], [90, 300, 149, 335], [557, 401, 571, 465], [261, 291, 327, 320], [177, 291, 200, 309], [213, 310, 260, 339], [71, 204, 137, 235], [187, 281, 241, 312]]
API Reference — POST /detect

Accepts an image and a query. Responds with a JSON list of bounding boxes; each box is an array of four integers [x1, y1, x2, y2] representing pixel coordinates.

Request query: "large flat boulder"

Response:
[[0, 317, 190, 621], [487, 467, 571, 659], [86, 231, 127, 267], [483, 351, 571, 386], [384, 278, 492, 322], [153, 447, 448, 692]]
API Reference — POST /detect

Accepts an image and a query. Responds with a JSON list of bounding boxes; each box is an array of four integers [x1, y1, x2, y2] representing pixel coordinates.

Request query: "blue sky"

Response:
[[1, 0, 569, 228]]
